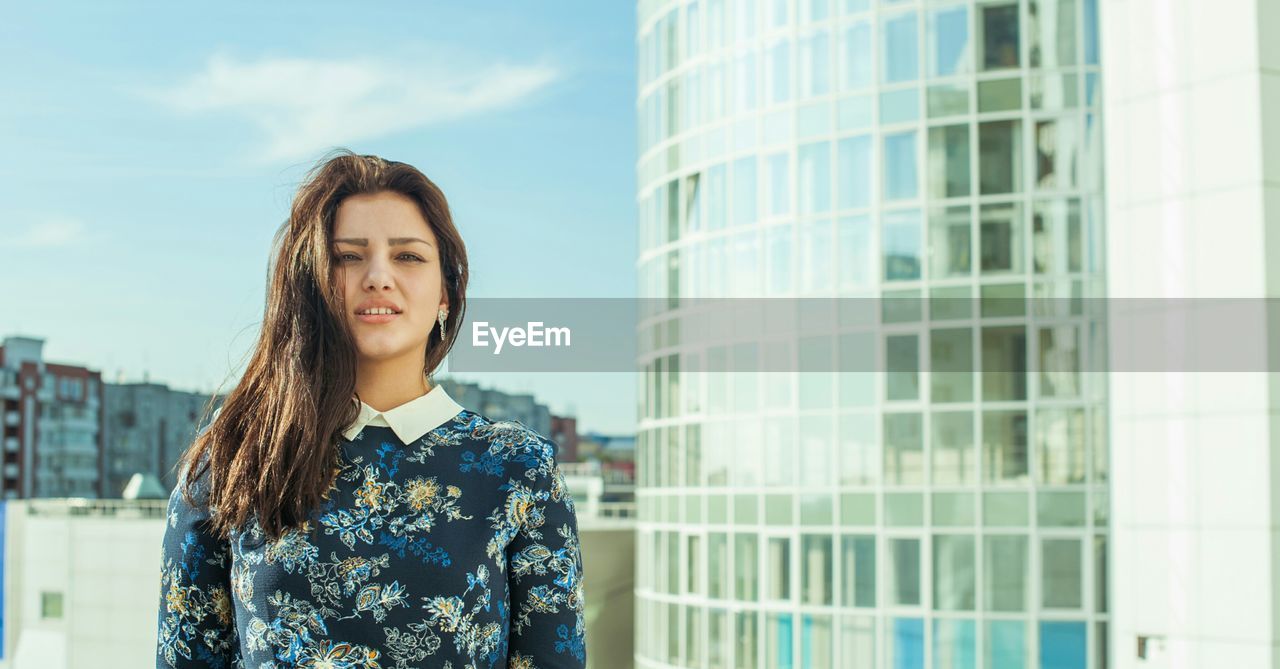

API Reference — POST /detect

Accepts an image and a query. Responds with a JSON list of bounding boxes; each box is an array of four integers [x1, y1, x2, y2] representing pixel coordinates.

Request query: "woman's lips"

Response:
[[356, 312, 400, 324]]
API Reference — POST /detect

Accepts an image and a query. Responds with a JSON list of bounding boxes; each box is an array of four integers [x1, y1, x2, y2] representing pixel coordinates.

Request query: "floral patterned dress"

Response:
[[156, 409, 586, 669]]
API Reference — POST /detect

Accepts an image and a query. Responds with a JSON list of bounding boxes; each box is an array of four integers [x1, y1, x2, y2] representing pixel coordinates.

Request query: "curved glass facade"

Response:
[[635, 0, 1106, 667]]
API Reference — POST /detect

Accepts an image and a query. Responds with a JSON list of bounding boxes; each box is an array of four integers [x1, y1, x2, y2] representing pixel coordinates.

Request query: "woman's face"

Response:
[[331, 191, 448, 366]]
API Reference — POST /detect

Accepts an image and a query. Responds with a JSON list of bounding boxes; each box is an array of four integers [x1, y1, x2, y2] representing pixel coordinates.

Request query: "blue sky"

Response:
[[0, 1, 639, 433]]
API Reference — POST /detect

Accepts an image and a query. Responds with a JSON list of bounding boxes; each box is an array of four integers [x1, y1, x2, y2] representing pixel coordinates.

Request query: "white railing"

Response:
[[559, 461, 602, 477], [24, 498, 169, 519], [559, 461, 635, 485], [17, 497, 635, 523], [594, 502, 637, 519], [602, 470, 635, 485]]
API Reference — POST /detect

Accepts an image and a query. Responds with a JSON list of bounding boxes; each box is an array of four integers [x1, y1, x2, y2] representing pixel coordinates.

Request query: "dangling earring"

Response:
[[437, 308, 448, 339]]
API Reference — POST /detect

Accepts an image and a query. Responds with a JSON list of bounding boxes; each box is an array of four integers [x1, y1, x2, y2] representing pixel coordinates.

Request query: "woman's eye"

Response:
[[334, 253, 422, 262]]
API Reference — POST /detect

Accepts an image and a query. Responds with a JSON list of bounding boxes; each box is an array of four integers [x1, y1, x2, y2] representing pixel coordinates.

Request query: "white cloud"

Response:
[[143, 51, 561, 164], [1, 216, 88, 249]]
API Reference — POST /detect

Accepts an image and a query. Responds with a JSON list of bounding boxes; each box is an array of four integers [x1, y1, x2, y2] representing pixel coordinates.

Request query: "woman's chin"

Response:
[[354, 339, 425, 363]]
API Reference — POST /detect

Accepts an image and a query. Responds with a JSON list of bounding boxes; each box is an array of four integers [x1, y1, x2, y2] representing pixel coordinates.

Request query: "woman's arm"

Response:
[[156, 460, 242, 669], [505, 439, 588, 668]]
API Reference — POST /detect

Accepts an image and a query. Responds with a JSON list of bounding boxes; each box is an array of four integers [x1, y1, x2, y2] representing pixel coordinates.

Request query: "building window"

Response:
[[887, 537, 921, 606], [767, 38, 792, 105], [764, 612, 794, 668], [840, 21, 872, 90], [886, 334, 920, 401], [881, 12, 919, 83], [882, 209, 922, 280], [980, 3, 1020, 70], [932, 534, 976, 610], [933, 618, 976, 668], [735, 533, 759, 601], [884, 412, 924, 484], [1036, 118, 1081, 190], [932, 411, 976, 485], [986, 620, 1028, 668], [1029, 0, 1078, 68], [841, 535, 877, 607], [1040, 621, 1088, 668], [985, 535, 1029, 611], [799, 29, 831, 97], [708, 608, 729, 667], [736, 610, 759, 668], [800, 534, 834, 605], [887, 617, 924, 669], [1042, 538, 1084, 609], [708, 532, 729, 599], [837, 136, 872, 210], [882, 87, 920, 124], [766, 536, 792, 601], [928, 124, 971, 198], [798, 142, 832, 214], [983, 410, 1030, 483], [930, 329, 975, 403], [732, 157, 759, 226], [41, 591, 64, 619], [927, 5, 970, 77], [883, 131, 920, 201], [979, 120, 1023, 194], [980, 201, 1025, 274]]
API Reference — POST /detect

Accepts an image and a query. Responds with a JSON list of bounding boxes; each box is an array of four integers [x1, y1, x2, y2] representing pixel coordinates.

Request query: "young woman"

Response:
[[156, 150, 586, 669]]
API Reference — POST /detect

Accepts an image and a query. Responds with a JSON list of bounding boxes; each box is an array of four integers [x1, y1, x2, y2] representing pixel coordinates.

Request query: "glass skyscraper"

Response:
[[635, 0, 1107, 667]]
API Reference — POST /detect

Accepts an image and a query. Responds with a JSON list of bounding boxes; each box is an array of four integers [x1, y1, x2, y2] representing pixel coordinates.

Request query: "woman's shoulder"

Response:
[[447, 407, 560, 468]]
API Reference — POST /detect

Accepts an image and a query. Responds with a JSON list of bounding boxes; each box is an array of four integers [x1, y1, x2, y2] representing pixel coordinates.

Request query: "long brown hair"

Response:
[[178, 148, 469, 541]]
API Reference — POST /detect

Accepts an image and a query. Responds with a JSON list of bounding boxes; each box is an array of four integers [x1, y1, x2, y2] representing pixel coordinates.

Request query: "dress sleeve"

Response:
[[505, 438, 588, 668], [156, 459, 242, 668]]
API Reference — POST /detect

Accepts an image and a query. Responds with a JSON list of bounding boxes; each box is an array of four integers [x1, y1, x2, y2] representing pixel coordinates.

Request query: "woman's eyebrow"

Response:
[[334, 237, 434, 248]]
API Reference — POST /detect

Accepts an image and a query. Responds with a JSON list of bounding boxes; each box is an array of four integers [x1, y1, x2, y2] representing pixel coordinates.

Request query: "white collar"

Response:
[[342, 383, 464, 444]]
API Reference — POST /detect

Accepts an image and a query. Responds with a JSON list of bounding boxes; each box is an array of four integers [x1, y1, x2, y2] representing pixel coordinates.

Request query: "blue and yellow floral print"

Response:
[[157, 409, 586, 668]]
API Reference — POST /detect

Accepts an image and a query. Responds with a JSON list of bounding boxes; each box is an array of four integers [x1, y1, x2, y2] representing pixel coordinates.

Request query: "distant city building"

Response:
[[435, 378, 553, 439], [1, 498, 167, 667], [102, 382, 220, 496], [582, 431, 636, 460], [550, 414, 581, 461], [578, 431, 637, 466], [0, 496, 635, 669], [576, 432, 637, 505], [0, 336, 105, 499]]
